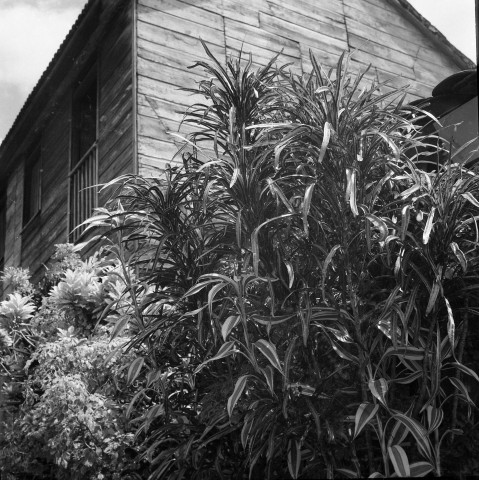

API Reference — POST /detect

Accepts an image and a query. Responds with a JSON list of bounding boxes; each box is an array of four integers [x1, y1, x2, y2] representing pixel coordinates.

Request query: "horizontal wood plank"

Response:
[[224, 17, 301, 58], [139, 0, 224, 32], [138, 135, 181, 160], [259, 12, 348, 56], [137, 19, 225, 61], [225, 37, 300, 73], [276, 0, 345, 24], [137, 94, 188, 124], [137, 4, 224, 47], [138, 56, 207, 90], [264, 2, 347, 42], [138, 76, 204, 107]]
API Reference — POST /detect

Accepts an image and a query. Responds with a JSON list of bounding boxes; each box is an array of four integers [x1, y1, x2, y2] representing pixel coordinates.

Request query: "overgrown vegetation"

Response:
[[1, 49, 478, 479]]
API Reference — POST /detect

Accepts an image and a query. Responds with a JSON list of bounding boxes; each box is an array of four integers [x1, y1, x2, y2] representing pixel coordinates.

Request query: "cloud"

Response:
[[1, 0, 86, 12]]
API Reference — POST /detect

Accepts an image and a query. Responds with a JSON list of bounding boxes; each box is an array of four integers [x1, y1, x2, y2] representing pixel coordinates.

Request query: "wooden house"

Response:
[[0, 0, 474, 287]]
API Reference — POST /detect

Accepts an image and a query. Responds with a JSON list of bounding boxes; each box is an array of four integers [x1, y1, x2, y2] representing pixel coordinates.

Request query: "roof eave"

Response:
[[0, 0, 97, 179], [390, 0, 476, 70]]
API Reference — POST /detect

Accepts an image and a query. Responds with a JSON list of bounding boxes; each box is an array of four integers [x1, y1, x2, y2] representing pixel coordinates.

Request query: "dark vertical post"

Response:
[[476, 0, 479, 67]]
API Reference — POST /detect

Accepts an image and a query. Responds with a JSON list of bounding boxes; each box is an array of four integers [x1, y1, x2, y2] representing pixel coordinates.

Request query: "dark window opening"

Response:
[[23, 143, 42, 225], [70, 64, 98, 242]]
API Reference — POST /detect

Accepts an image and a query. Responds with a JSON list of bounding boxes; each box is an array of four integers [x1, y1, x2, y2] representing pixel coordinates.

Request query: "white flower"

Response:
[[0, 292, 36, 322], [49, 269, 100, 308]]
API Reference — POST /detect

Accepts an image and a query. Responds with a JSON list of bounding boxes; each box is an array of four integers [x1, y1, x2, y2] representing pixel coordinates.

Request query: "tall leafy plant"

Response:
[[93, 47, 479, 479]]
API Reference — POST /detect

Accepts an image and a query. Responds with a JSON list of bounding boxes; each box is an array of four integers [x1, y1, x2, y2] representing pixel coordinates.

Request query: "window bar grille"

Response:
[[69, 143, 97, 242]]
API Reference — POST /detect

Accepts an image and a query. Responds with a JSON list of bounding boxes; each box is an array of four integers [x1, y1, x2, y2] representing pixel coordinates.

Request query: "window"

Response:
[[23, 143, 42, 225], [69, 64, 98, 242]]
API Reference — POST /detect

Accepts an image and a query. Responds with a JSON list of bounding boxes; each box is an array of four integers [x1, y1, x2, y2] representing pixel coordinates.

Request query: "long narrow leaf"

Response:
[[227, 375, 249, 417], [449, 377, 476, 405], [409, 462, 433, 477], [388, 445, 410, 477], [318, 122, 331, 163], [110, 315, 129, 342], [127, 357, 145, 386], [331, 340, 359, 364], [426, 405, 444, 433], [400, 205, 411, 241], [387, 419, 409, 447], [426, 281, 440, 316], [208, 282, 227, 318], [382, 345, 425, 361], [302, 183, 315, 235], [368, 378, 388, 406], [392, 413, 432, 461], [267, 177, 295, 213], [336, 468, 359, 478], [353, 403, 379, 439], [194, 341, 237, 373], [221, 315, 241, 341], [446, 362, 479, 382], [422, 207, 436, 244], [461, 191, 479, 208], [255, 339, 283, 374], [322, 245, 341, 300], [261, 365, 275, 393], [444, 297, 456, 358], [251, 214, 294, 275], [450, 242, 467, 272], [287, 439, 301, 479]]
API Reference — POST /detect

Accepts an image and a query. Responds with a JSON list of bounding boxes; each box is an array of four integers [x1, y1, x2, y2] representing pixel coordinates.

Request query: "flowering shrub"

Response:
[[0, 245, 142, 480], [44, 243, 84, 284], [0, 292, 36, 323], [1, 266, 35, 296], [49, 269, 101, 309], [5, 374, 134, 480]]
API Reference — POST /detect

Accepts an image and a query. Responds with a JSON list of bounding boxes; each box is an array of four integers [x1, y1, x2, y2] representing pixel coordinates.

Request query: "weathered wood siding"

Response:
[[20, 104, 70, 281], [136, 0, 465, 175], [98, 0, 134, 203], [2, 0, 134, 281], [2, 164, 23, 280]]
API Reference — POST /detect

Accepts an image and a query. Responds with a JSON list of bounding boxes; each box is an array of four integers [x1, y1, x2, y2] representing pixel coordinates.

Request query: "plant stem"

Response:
[[413, 313, 437, 418], [377, 413, 390, 478], [451, 302, 469, 439]]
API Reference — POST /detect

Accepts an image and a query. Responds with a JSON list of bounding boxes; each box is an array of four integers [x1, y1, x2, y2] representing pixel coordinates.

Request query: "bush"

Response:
[[0, 245, 142, 480], [88, 48, 479, 479], [2, 49, 478, 479]]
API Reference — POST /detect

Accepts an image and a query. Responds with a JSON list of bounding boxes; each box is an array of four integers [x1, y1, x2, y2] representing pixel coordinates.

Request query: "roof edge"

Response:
[[390, 0, 476, 70]]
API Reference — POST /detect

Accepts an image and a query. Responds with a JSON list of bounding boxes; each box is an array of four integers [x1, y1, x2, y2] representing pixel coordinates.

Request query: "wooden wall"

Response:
[[98, 0, 134, 202], [0, 0, 467, 280], [20, 104, 70, 281], [2, 0, 134, 282], [2, 164, 23, 282], [135, 0, 465, 175]]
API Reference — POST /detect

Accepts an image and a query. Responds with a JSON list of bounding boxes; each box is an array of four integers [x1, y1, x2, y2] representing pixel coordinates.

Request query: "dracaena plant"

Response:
[[92, 47, 479, 479]]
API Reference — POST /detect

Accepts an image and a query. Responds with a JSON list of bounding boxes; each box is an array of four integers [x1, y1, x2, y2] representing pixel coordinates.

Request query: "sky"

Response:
[[0, 0, 87, 142], [0, 0, 476, 143]]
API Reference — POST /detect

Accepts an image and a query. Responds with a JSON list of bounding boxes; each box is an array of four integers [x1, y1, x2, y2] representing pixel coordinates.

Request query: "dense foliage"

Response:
[[1, 49, 478, 479], [0, 247, 142, 479]]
